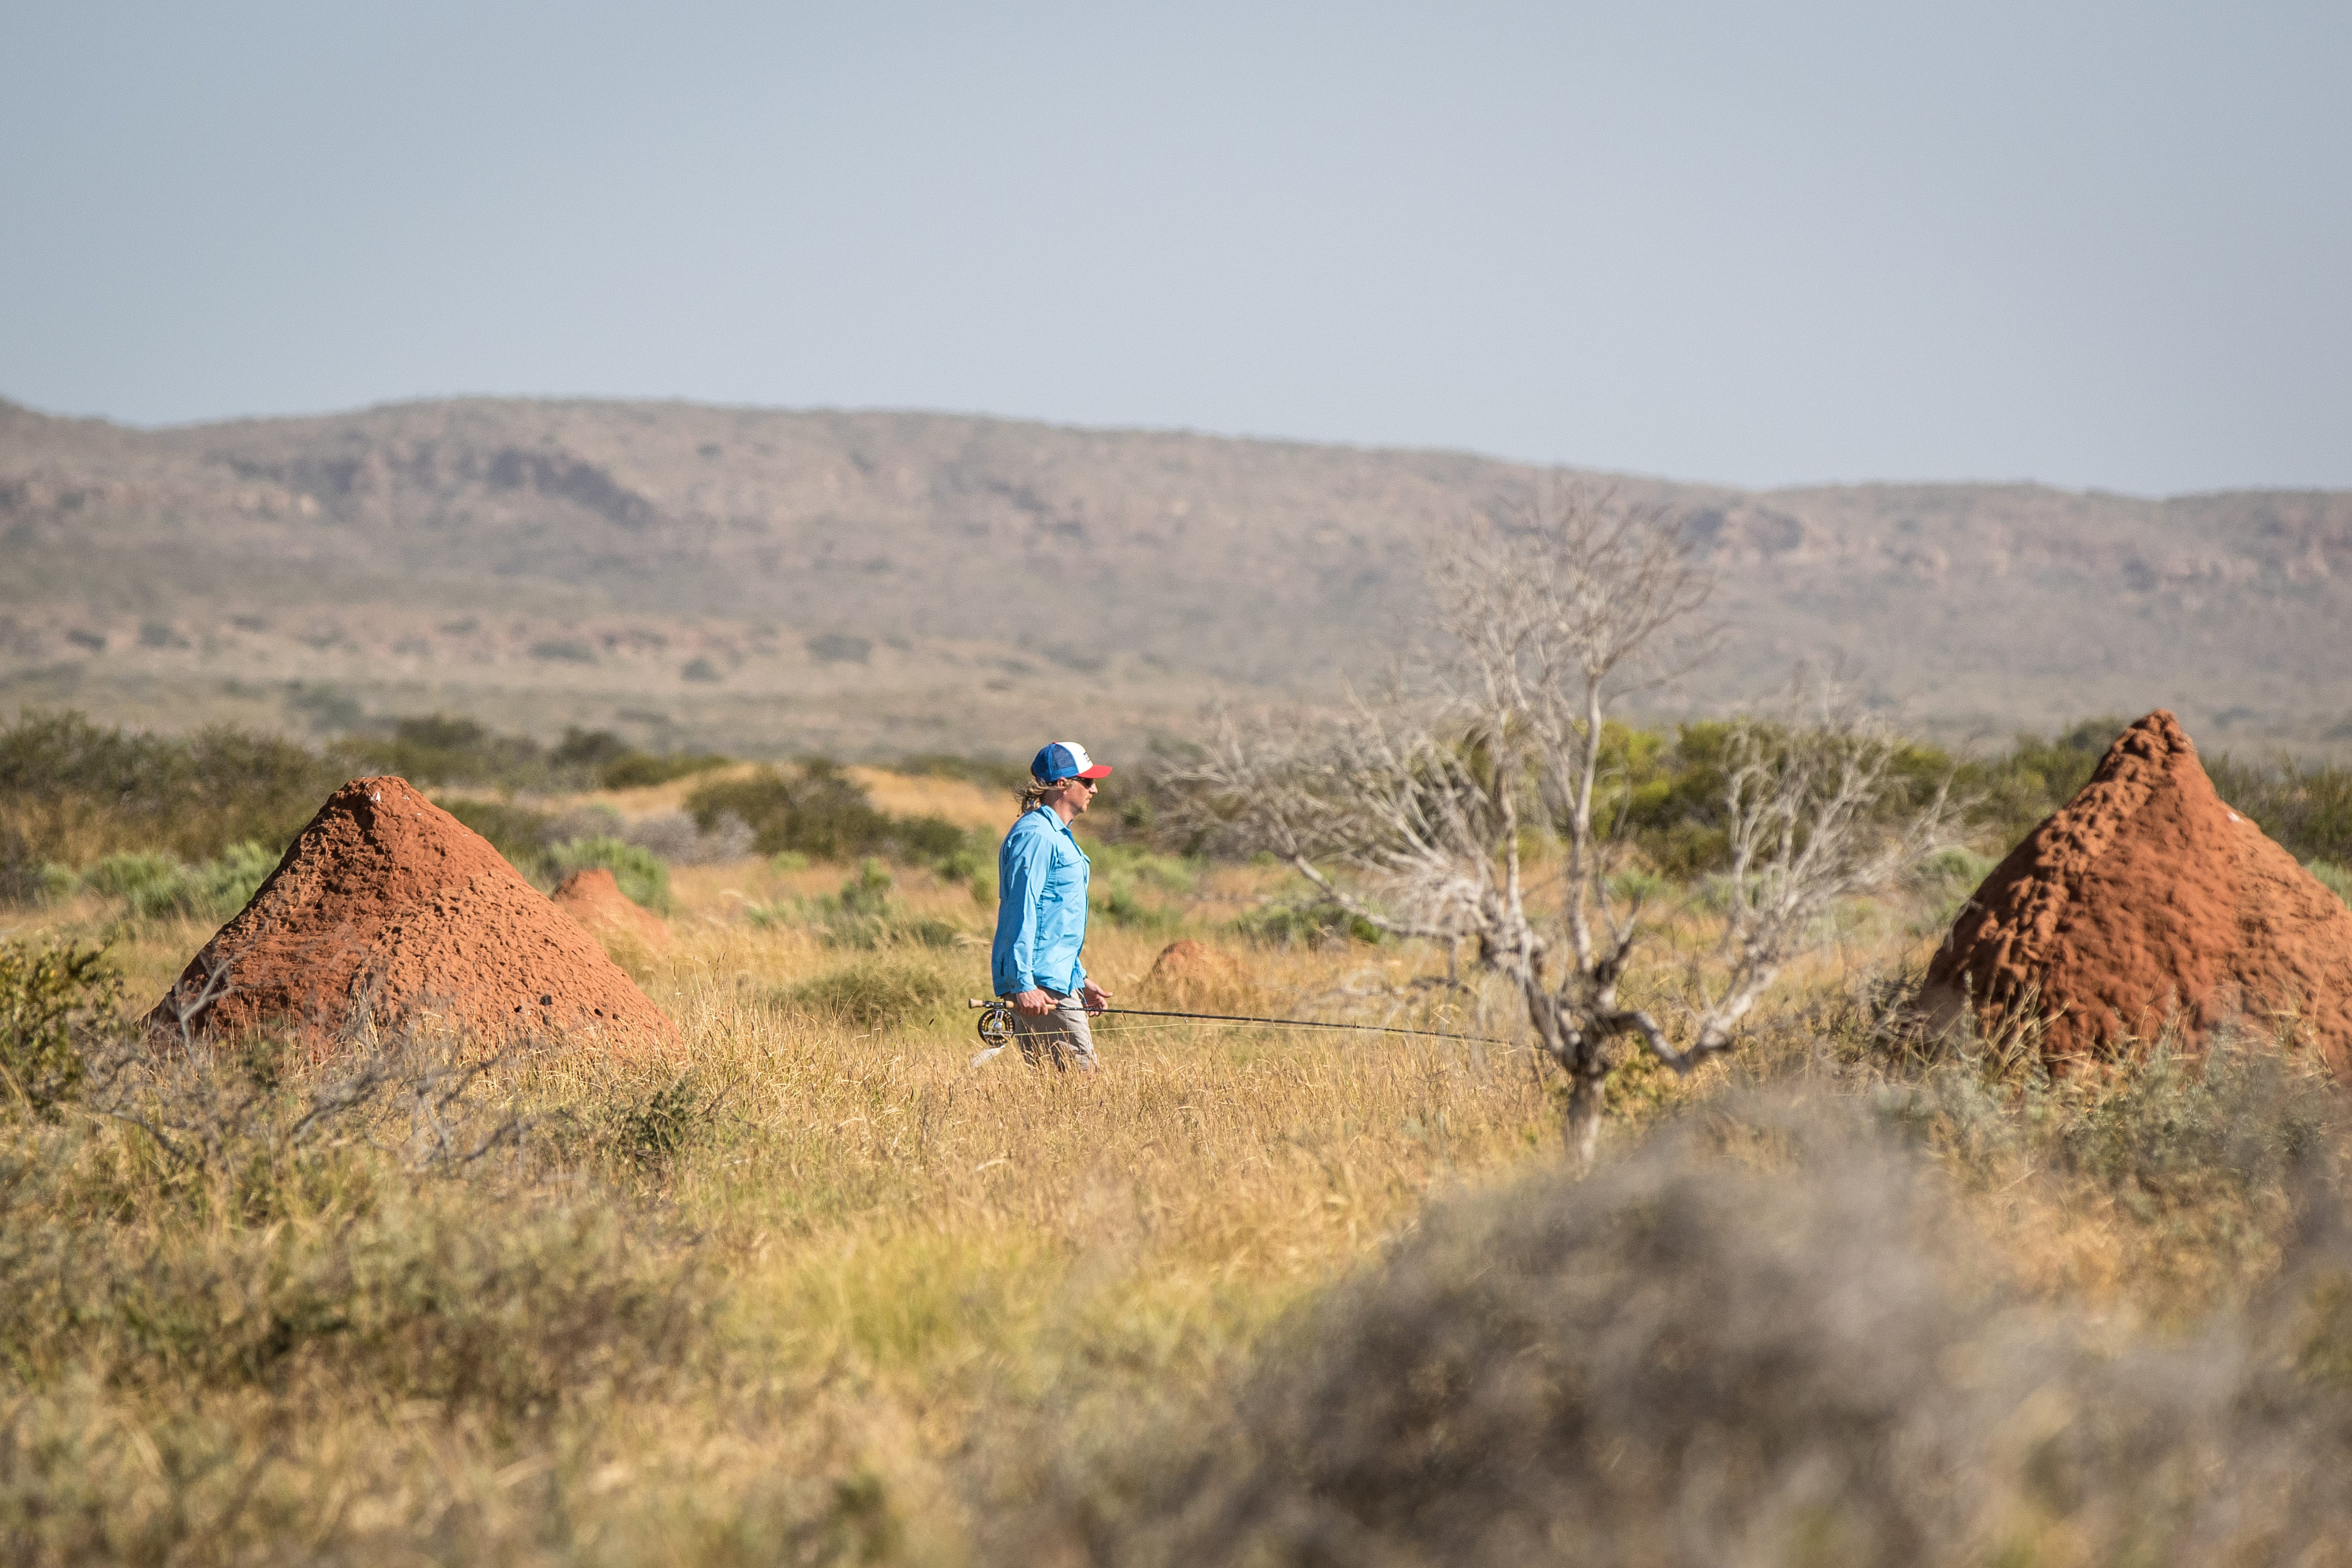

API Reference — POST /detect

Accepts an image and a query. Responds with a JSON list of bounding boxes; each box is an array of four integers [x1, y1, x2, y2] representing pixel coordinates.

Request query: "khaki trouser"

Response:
[[1004, 990, 1099, 1072]]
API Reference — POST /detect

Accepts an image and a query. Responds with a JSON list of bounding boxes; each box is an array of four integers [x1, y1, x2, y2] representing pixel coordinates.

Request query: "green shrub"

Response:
[[838, 858, 897, 918], [555, 727, 732, 790], [551, 727, 634, 771], [2308, 860, 2352, 908], [1913, 845, 1998, 929], [1953, 716, 2126, 849], [749, 861, 967, 949], [687, 763, 983, 873], [774, 956, 955, 1030], [79, 851, 192, 918], [547, 835, 672, 913], [67, 842, 278, 922], [688, 761, 893, 860], [597, 750, 731, 790], [933, 838, 991, 886], [609, 1075, 709, 1171], [0, 940, 120, 1119], [194, 840, 280, 914]]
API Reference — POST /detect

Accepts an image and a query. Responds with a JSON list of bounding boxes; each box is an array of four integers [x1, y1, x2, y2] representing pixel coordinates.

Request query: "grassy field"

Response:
[[7, 779, 2352, 1563]]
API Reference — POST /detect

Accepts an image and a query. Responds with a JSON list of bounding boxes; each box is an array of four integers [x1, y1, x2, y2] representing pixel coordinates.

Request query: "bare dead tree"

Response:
[[1176, 487, 1960, 1166]]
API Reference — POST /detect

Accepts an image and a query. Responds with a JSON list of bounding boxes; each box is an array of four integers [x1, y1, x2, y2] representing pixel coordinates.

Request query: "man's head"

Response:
[[1030, 740, 1111, 818]]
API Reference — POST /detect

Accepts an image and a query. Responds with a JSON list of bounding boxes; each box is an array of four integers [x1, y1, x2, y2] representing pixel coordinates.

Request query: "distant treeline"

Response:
[[6, 707, 2350, 907]]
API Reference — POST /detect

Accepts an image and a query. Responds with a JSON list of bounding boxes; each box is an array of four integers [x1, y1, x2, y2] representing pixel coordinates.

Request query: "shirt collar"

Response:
[[1028, 805, 1080, 843]]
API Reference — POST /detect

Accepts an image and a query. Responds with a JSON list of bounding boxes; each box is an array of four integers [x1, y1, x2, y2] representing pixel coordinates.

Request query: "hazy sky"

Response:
[[3, 2, 2345, 493]]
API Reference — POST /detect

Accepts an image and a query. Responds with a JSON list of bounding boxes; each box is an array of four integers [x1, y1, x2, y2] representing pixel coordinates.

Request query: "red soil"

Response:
[[553, 867, 672, 949], [146, 776, 679, 1050], [1921, 711, 2352, 1069]]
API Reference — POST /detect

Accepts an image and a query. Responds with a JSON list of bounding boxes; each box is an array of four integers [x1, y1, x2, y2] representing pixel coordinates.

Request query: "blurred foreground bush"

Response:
[[1034, 1045, 2352, 1568], [0, 966, 706, 1561]]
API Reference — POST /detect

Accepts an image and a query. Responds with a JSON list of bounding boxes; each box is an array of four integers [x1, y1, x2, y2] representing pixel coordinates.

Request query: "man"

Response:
[[984, 740, 1114, 1070]]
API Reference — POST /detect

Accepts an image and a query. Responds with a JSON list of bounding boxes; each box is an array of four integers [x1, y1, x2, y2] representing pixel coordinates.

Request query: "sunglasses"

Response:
[[1074, 777, 1101, 790]]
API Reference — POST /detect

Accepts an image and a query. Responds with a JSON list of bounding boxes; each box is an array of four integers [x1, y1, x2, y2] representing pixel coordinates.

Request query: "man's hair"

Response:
[[1015, 777, 1056, 813]]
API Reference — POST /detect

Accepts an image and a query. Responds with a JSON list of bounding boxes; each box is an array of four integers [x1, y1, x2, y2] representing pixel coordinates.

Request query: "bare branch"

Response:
[[1167, 484, 1958, 1167]]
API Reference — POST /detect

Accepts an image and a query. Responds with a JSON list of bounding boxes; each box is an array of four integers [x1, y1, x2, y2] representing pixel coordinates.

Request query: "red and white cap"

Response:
[[1030, 741, 1113, 781]]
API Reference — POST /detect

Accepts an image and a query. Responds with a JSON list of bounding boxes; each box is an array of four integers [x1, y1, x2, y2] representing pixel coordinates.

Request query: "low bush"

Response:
[[1033, 1068, 2352, 1568], [331, 717, 734, 797], [774, 955, 956, 1030], [688, 760, 894, 861], [747, 861, 967, 949], [1, 967, 706, 1449], [688, 762, 993, 881], [0, 939, 121, 1119], [596, 750, 731, 790], [75, 850, 188, 916], [1911, 844, 1998, 930], [607, 1075, 710, 1172], [65, 841, 282, 922], [556, 727, 733, 791]]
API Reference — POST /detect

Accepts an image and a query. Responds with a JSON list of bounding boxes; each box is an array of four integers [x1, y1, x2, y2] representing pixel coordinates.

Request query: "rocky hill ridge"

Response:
[[5, 396, 2347, 753]]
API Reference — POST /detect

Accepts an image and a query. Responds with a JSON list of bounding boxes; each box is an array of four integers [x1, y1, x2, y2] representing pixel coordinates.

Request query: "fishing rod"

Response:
[[965, 997, 1510, 1056]]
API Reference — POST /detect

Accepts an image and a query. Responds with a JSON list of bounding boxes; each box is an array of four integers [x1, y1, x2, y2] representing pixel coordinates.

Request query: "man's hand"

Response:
[[1079, 981, 1112, 1015], [1010, 988, 1057, 1016]]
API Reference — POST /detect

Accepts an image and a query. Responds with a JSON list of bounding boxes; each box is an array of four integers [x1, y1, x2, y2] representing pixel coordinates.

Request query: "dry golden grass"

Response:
[[1, 853, 1569, 1561], [843, 767, 1015, 833], [6, 831, 2341, 1563]]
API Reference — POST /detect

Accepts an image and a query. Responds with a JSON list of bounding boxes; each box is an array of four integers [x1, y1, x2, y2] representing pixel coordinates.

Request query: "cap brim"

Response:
[[1078, 764, 1113, 778]]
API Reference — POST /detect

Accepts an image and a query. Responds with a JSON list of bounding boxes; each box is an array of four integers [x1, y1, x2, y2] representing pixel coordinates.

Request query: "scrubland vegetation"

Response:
[[9, 703, 2352, 1563]]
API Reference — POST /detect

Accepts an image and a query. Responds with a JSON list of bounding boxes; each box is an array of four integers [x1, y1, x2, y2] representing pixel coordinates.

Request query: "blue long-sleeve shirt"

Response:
[[991, 806, 1090, 996]]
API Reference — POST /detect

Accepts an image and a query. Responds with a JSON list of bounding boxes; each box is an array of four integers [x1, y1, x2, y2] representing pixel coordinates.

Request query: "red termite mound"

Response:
[[553, 867, 672, 949], [1141, 938, 1256, 1010], [1921, 710, 2352, 1069], [145, 776, 679, 1050]]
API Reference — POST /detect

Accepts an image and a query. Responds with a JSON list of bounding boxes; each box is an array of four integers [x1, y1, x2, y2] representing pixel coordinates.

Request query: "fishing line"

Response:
[[965, 997, 1510, 1057]]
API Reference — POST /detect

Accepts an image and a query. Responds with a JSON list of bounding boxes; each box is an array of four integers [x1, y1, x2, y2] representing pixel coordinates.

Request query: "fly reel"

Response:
[[971, 996, 1016, 1051]]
